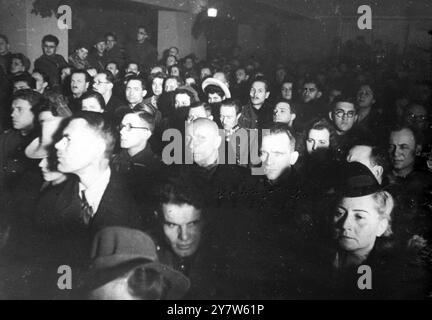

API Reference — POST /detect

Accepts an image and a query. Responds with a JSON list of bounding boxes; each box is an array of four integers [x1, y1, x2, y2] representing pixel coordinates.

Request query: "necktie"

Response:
[[80, 190, 94, 226]]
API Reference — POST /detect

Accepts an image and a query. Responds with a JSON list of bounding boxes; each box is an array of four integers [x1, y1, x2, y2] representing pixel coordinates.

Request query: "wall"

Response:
[[0, 0, 68, 72], [158, 10, 207, 60]]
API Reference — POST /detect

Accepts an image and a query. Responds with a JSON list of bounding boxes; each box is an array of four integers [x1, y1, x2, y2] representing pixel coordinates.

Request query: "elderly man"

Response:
[[34, 35, 68, 90], [54, 111, 144, 236]]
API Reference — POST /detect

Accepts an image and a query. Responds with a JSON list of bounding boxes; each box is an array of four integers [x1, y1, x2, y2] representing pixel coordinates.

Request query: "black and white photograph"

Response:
[[0, 0, 431, 303]]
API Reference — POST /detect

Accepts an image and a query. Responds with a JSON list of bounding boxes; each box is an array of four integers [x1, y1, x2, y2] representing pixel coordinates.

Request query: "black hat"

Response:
[[82, 227, 190, 299], [336, 162, 381, 197]]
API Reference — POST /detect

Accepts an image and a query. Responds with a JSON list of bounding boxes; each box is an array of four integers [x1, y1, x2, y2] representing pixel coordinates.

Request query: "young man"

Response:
[[295, 79, 324, 131], [34, 35, 68, 90], [88, 37, 108, 72], [69, 70, 91, 113], [273, 99, 296, 127], [68, 43, 92, 70], [125, 26, 157, 73], [92, 71, 126, 114], [238, 78, 273, 129]]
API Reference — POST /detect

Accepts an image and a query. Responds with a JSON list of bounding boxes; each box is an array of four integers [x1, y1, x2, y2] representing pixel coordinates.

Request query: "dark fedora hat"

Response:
[[83, 227, 190, 300], [336, 161, 382, 198]]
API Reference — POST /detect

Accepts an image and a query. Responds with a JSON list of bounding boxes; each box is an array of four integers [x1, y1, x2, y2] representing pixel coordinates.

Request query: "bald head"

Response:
[[186, 118, 221, 167]]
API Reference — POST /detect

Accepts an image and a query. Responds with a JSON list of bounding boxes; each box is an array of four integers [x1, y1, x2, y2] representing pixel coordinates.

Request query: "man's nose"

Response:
[[178, 226, 189, 241], [311, 141, 317, 150]]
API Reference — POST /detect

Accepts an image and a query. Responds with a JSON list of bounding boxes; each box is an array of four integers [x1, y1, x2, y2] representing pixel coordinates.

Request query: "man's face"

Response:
[[10, 58, 25, 74], [185, 121, 221, 167], [260, 133, 298, 181], [95, 41, 106, 54], [82, 97, 104, 113], [188, 106, 208, 122], [334, 195, 387, 255], [184, 58, 194, 70], [306, 129, 330, 154], [93, 74, 112, 96], [208, 93, 223, 104], [166, 55, 177, 67], [357, 85, 375, 108], [119, 113, 150, 149], [169, 47, 179, 57], [106, 63, 118, 77], [175, 93, 191, 108], [71, 73, 89, 97], [388, 129, 417, 173], [137, 28, 148, 42], [162, 203, 203, 258], [302, 83, 320, 103], [76, 48, 88, 60], [32, 72, 47, 93], [126, 63, 139, 74], [152, 78, 164, 96], [220, 106, 238, 131], [250, 81, 269, 106], [235, 69, 247, 83], [55, 119, 104, 174], [42, 41, 57, 56], [126, 80, 146, 105], [281, 82, 292, 100], [331, 102, 357, 133], [170, 66, 180, 77], [11, 99, 34, 131], [13, 81, 31, 93], [105, 36, 116, 50], [200, 68, 212, 80], [165, 78, 178, 92], [273, 102, 294, 125], [404, 104, 429, 131], [0, 38, 9, 55]]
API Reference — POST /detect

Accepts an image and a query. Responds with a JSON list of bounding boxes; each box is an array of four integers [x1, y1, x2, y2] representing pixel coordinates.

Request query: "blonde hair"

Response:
[[372, 191, 394, 237]]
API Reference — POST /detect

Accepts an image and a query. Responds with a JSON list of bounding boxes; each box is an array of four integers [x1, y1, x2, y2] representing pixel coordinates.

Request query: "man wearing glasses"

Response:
[[125, 26, 157, 73], [328, 95, 363, 160], [111, 110, 161, 225], [92, 71, 126, 115], [34, 35, 67, 90]]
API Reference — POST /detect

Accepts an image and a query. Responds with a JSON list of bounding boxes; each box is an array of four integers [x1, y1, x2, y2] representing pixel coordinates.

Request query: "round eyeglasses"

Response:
[[334, 110, 356, 118]]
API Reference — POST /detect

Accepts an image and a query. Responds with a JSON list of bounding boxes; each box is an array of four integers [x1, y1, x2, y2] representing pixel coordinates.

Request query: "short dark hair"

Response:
[[264, 123, 297, 152], [42, 34, 59, 46], [12, 89, 44, 113], [126, 75, 147, 90], [303, 78, 322, 92], [71, 69, 91, 83], [32, 68, 51, 87], [105, 61, 119, 71], [251, 77, 270, 92], [70, 111, 117, 159], [189, 101, 212, 116], [81, 91, 106, 111], [13, 73, 36, 89], [157, 167, 209, 211], [104, 32, 117, 41], [220, 98, 241, 115], [164, 76, 183, 87], [123, 110, 156, 133], [149, 72, 167, 84], [332, 95, 357, 111], [274, 98, 296, 115], [0, 34, 8, 44], [204, 84, 225, 99], [10, 53, 31, 71], [389, 123, 422, 147], [174, 88, 194, 103]]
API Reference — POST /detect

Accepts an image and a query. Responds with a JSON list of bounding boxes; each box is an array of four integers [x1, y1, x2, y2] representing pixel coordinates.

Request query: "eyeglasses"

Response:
[[406, 112, 429, 122], [334, 110, 356, 118], [119, 123, 149, 132]]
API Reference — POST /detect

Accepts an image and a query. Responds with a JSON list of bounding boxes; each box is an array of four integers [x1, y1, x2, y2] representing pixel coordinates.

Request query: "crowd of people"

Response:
[[0, 26, 431, 300]]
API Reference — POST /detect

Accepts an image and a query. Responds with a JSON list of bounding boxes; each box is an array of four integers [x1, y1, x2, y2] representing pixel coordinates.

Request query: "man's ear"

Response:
[[265, 91, 270, 100], [142, 90, 147, 98], [85, 82, 90, 91], [291, 113, 296, 122], [290, 151, 299, 165], [317, 91, 322, 99], [373, 165, 383, 182], [354, 114, 359, 123], [328, 111, 333, 121]]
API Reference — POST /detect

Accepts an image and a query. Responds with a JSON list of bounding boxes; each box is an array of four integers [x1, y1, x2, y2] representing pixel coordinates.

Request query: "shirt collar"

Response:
[[79, 168, 111, 214]]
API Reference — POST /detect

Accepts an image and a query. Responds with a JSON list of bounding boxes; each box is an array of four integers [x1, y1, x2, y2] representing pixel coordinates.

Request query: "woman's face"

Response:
[[39, 157, 66, 183], [333, 195, 387, 256]]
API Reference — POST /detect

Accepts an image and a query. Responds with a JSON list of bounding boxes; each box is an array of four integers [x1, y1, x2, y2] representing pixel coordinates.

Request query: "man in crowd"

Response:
[[88, 37, 108, 72], [125, 26, 157, 73], [34, 35, 68, 90], [104, 32, 124, 70], [295, 79, 324, 131], [0, 34, 12, 74], [92, 71, 125, 114], [69, 70, 91, 113]]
